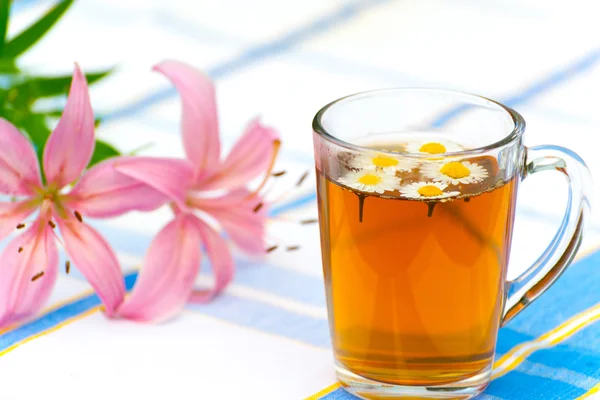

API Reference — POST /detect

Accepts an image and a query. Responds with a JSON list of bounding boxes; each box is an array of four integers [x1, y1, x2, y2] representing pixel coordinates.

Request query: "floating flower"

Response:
[[421, 160, 488, 185], [399, 181, 460, 199], [354, 153, 416, 173], [114, 60, 280, 322], [339, 170, 400, 194], [405, 140, 464, 155], [0, 65, 167, 328]]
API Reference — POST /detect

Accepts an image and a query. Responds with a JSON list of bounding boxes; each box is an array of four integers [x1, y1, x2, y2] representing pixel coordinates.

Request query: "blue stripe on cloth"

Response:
[[321, 388, 356, 399], [430, 47, 600, 127], [0, 270, 330, 351], [102, 0, 392, 122], [525, 341, 600, 378], [187, 295, 330, 348], [87, 221, 326, 307], [318, 389, 506, 400], [0, 272, 137, 352], [495, 328, 535, 356], [562, 318, 600, 353], [505, 249, 600, 336], [484, 371, 587, 399], [269, 192, 317, 216], [514, 360, 599, 391]]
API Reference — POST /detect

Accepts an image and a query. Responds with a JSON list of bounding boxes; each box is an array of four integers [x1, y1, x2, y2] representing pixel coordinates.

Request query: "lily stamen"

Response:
[[16, 223, 25, 229], [31, 271, 44, 282], [74, 210, 83, 222], [248, 139, 281, 198], [48, 220, 56, 229], [296, 171, 309, 187]]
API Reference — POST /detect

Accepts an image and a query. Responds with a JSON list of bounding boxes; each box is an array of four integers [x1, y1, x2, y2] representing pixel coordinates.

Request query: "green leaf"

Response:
[[13, 112, 52, 165], [3, 0, 74, 58], [0, 58, 18, 73], [11, 69, 113, 107], [88, 140, 119, 168], [0, 0, 10, 56]]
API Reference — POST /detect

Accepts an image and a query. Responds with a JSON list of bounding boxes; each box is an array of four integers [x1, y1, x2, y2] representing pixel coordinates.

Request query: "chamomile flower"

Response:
[[405, 140, 464, 155], [339, 170, 400, 194], [354, 153, 416, 173], [421, 160, 488, 185], [399, 181, 460, 199]]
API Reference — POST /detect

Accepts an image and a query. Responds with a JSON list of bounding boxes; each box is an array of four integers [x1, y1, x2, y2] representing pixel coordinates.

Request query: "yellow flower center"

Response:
[[371, 155, 398, 168], [419, 142, 447, 154], [358, 174, 381, 185], [417, 185, 443, 197], [440, 162, 470, 179]]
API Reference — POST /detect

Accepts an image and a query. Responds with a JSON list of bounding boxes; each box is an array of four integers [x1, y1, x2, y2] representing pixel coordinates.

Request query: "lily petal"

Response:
[[200, 119, 279, 191], [0, 222, 58, 328], [68, 158, 168, 218], [190, 190, 266, 255], [154, 60, 220, 179], [43, 64, 95, 188], [58, 218, 125, 316], [188, 218, 234, 303], [213, 208, 265, 255], [0, 201, 36, 242], [114, 157, 194, 210], [118, 213, 202, 323], [0, 118, 42, 195]]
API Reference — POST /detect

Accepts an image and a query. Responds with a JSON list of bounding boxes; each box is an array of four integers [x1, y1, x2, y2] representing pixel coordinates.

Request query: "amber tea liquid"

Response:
[[317, 146, 518, 386]]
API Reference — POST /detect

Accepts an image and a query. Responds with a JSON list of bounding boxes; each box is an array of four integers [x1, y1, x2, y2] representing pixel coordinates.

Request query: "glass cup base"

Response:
[[335, 362, 491, 399]]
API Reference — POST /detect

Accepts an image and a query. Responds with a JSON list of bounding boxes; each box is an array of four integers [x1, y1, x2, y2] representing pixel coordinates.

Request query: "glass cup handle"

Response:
[[502, 145, 592, 326]]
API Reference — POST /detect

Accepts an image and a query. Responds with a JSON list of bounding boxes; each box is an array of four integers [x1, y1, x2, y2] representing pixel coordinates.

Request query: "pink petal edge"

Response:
[[191, 190, 267, 255], [153, 60, 221, 180], [43, 63, 95, 188], [68, 157, 168, 218], [0, 221, 58, 328], [0, 201, 37, 243], [188, 218, 234, 303], [114, 157, 194, 210], [0, 118, 42, 195], [199, 118, 279, 191], [58, 217, 125, 317], [118, 213, 202, 323]]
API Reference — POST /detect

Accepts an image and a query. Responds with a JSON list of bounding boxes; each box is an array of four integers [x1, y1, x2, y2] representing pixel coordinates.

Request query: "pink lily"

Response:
[[116, 60, 280, 322], [0, 65, 167, 328]]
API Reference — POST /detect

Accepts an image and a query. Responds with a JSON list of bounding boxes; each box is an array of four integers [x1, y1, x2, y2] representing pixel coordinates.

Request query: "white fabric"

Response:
[[1, 0, 600, 399]]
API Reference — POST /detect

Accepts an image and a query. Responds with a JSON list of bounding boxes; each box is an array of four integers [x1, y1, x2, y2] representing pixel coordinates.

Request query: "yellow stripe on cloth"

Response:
[[0, 306, 101, 357], [0, 288, 96, 336], [492, 302, 600, 379], [307, 302, 600, 399], [577, 383, 600, 399], [304, 382, 341, 399]]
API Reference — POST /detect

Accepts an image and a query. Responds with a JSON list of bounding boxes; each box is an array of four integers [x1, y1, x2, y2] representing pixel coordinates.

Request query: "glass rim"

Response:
[[312, 87, 526, 158]]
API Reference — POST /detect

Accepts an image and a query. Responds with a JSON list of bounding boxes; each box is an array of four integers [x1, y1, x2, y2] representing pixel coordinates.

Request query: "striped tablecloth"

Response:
[[1, 0, 600, 399]]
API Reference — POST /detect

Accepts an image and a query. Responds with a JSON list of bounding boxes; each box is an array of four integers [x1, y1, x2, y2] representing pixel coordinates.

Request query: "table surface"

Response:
[[1, 1, 600, 399]]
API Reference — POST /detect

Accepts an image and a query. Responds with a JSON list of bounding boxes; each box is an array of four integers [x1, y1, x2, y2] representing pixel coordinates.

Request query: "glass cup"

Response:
[[311, 88, 591, 399]]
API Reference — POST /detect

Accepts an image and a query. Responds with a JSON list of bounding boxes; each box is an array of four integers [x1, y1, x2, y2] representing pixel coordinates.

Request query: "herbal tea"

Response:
[[316, 140, 518, 386]]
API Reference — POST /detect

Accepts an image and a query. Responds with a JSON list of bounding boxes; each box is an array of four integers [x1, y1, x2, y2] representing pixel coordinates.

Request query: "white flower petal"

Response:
[[399, 181, 460, 199], [338, 169, 400, 194], [421, 160, 488, 185]]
